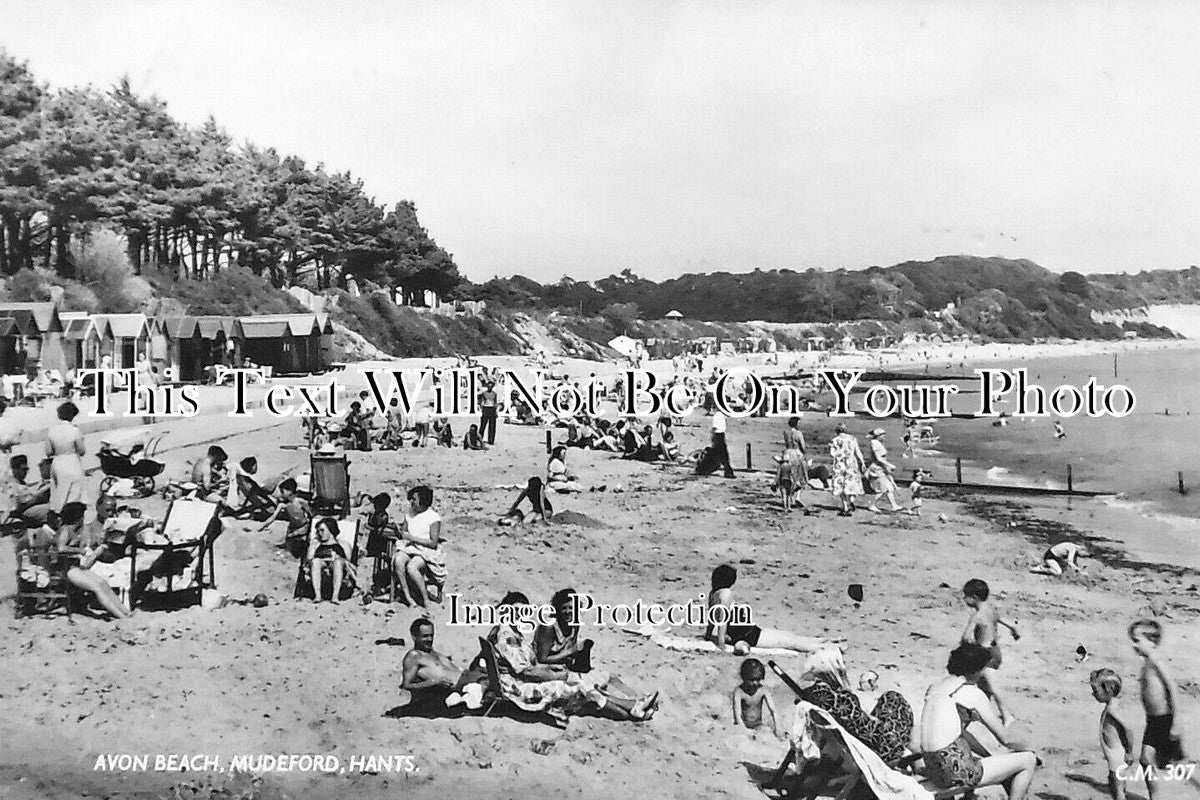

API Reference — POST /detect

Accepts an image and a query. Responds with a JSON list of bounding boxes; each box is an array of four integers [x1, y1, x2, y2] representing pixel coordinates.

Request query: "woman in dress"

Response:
[[828, 423, 865, 516], [547, 446, 582, 492], [864, 428, 903, 513], [45, 401, 86, 514], [392, 484, 446, 608], [487, 591, 658, 722], [920, 644, 1039, 798]]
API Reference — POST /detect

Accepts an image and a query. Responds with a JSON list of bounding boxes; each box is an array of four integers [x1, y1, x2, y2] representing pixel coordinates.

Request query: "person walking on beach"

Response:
[[479, 381, 499, 445], [1129, 619, 1200, 796], [961, 578, 1020, 724], [45, 401, 86, 513], [864, 428, 903, 514], [829, 423, 865, 516], [710, 410, 736, 479]]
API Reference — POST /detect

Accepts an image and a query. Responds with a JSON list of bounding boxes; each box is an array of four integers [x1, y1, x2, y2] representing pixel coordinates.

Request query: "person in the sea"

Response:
[[1031, 541, 1087, 575], [705, 564, 842, 654], [1089, 668, 1134, 800], [731, 657, 780, 737], [501, 477, 553, 525], [919, 643, 1038, 799], [1054, 421, 1066, 439], [961, 578, 1020, 723], [1129, 619, 1200, 796]]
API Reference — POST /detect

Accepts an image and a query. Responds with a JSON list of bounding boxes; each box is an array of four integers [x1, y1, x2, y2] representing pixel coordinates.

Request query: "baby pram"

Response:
[[98, 430, 166, 496]]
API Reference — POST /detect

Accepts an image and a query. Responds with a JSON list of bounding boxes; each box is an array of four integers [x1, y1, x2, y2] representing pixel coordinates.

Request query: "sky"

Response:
[[3, 1, 1199, 282]]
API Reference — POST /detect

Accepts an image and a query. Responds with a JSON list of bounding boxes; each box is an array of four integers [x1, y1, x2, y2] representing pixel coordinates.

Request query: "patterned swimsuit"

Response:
[[923, 683, 985, 788], [801, 679, 915, 763]]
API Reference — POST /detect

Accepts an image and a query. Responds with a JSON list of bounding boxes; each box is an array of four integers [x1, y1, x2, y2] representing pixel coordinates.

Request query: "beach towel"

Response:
[[621, 626, 800, 657]]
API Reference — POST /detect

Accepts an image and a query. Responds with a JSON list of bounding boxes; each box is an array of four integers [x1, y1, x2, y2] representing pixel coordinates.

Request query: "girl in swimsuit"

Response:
[[920, 643, 1039, 799]]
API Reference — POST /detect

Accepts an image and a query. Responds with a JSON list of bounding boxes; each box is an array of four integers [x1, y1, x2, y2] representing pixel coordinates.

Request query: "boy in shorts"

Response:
[[961, 578, 1020, 723], [1129, 619, 1200, 796], [1090, 668, 1134, 800]]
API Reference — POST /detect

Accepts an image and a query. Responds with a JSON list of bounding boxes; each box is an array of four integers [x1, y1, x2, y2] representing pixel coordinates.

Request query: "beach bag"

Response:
[[695, 446, 719, 476]]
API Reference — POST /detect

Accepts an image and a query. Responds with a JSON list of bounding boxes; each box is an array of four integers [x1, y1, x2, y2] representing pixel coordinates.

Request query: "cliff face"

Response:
[[1093, 304, 1200, 338]]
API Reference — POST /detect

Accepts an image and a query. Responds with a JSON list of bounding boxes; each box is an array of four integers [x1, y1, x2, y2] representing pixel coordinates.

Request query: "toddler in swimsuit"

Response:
[[731, 658, 779, 736], [1089, 668, 1133, 800]]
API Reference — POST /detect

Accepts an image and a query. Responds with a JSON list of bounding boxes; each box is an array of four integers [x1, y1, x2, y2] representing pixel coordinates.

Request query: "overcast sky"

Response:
[[3, 1, 1199, 282]]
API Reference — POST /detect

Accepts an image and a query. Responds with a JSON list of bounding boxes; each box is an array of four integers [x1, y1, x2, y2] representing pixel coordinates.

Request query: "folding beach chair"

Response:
[[473, 637, 568, 728], [13, 540, 82, 619], [223, 473, 277, 521], [766, 661, 975, 800], [294, 516, 361, 601], [310, 450, 351, 517], [127, 499, 220, 610]]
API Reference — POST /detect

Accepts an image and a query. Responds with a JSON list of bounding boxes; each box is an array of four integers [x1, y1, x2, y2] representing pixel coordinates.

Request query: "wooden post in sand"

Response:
[[1067, 464, 1073, 495], [956, 458, 962, 484], [745, 443, 752, 470], [545, 430, 552, 454], [1179, 471, 1187, 495]]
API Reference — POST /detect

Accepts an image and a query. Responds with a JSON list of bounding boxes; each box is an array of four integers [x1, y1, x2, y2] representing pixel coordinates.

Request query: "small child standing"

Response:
[[961, 578, 1020, 723], [774, 451, 797, 512], [1090, 668, 1133, 800], [907, 469, 928, 516], [732, 658, 780, 737], [1129, 619, 1200, 797]]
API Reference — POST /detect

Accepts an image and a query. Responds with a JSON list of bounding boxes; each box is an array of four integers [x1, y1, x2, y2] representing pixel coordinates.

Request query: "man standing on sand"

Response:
[[401, 618, 486, 708], [479, 382, 499, 446], [711, 410, 736, 479]]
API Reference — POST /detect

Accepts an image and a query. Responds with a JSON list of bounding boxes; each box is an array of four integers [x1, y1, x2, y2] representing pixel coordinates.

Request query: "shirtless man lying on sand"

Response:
[[401, 618, 486, 709]]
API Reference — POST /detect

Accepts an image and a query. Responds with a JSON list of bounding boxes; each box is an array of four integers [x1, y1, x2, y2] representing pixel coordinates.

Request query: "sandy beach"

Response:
[[1, 347, 1198, 800]]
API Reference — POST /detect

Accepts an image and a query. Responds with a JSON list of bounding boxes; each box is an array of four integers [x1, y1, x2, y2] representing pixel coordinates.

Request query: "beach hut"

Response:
[[664, 309, 684, 320], [90, 314, 153, 370], [0, 302, 65, 372], [239, 314, 326, 375], [160, 316, 243, 381], [59, 312, 106, 374], [607, 335, 640, 359]]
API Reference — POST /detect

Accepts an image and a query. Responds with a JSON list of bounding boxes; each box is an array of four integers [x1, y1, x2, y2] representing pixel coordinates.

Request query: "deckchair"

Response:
[[223, 474, 277, 521], [127, 499, 220, 610], [14, 540, 82, 619], [310, 450, 351, 517], [475, 637, 568, 728], [294, 516, 360, 601]]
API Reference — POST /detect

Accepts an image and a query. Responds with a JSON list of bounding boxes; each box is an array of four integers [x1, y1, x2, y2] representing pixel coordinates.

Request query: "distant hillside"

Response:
[[462, 256, 1178, 342]]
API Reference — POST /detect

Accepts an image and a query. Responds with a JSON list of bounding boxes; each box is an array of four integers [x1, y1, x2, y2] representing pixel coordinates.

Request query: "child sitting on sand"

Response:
[[732, 658, 780, 737], [961, 578, 1020, 724], [1090, 668, 1134, 800], [1129, 619, 1200, 796]]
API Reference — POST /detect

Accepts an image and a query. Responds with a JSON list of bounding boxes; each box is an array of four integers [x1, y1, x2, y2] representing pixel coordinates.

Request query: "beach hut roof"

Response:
[[62, 315, 99, 341], [0, 302, 62, 334], [240, 314, 319, 337], [664, 309, 684, 319], [0, 317, 17, 337], [160, 316, 200, 339], [98, 314, 149, 340], [315, 314, 333, 334], [193, 316, 240, 339], [239, 318, 292, 339]]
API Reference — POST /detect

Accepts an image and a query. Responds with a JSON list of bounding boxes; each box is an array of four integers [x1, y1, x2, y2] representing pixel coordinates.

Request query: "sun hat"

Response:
[[870, 428, 887, 437]]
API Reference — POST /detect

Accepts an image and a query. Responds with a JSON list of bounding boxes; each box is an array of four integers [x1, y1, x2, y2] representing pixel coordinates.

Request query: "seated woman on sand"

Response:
[[920, 643, 1038, 799], [391, 485, 447, 607], [705, 564, 843, 654], [547, 447, 582, 493], [305, 516, 349, 603], [590, 419, 619, 452], [463, 423, 487, 451], [487, 591, 659, 722], [500, 477, 553, 525]]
